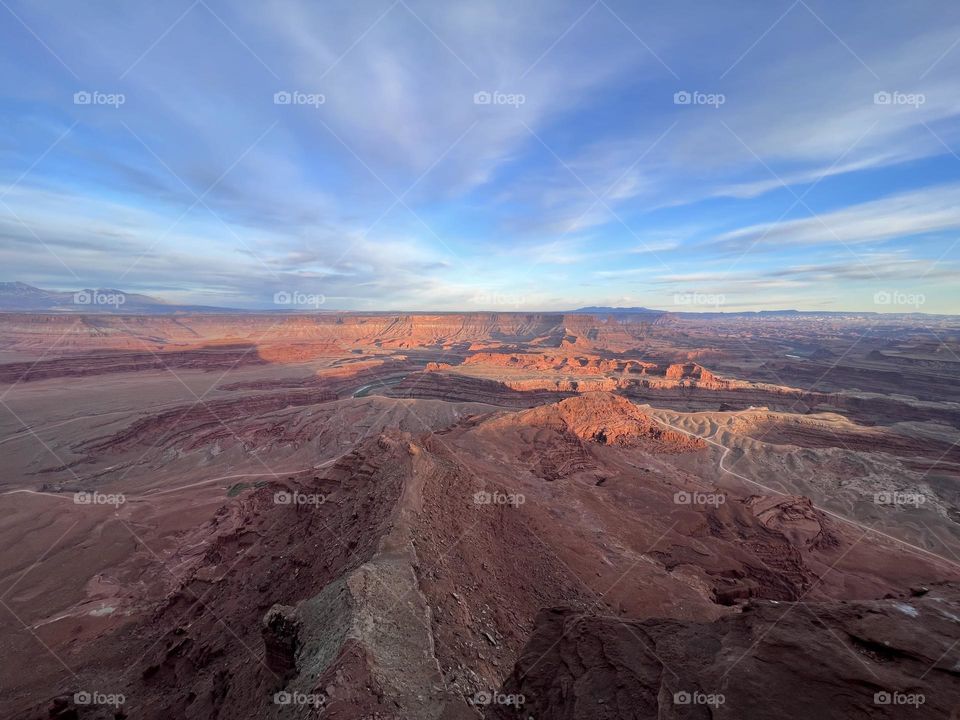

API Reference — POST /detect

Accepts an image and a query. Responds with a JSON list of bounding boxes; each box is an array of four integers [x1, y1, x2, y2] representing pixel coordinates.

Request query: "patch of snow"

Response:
[[892, 602, 919, 618]]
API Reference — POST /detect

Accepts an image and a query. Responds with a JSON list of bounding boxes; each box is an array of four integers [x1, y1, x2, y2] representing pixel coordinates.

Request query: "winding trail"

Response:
[[650, 412, 960, 575]]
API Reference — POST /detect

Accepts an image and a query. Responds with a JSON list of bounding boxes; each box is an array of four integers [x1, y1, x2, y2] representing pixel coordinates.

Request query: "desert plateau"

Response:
[[1, 310, 959, 718]]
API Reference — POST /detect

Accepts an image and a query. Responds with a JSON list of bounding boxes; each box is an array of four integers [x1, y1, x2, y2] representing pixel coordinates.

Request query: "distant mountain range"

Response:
[[572, 306, 664, 315], [572, 306, 936, 318], [0, 282, 240, 314], [0, 285, 946, 316], [574, 305, 824, 317]]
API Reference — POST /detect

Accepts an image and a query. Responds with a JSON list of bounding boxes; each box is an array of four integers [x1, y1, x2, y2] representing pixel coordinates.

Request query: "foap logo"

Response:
[[674, 90, 725, 108], [673, 690, 725, 708], [274, 491, 326, 506], [873, 290, 925, 309], [471, 291, 525, 308], [73, 90, 125, 108], [674, 490, 725, 508], [472, 690, 525, 707], [74, 491, 125, 508], [874, 90, 925, 108], [873, 491, 925, 508], [74, 691, 125, 709], [273, 691, 325, 708], [473, 490, 525, 507], [473, 90, 526, 107], [73, 290, 126, 308], [673, 291, 725, 308], [273, 290, 325, 308], [874, 691, 925, 708], [273, 90, 325, 108]]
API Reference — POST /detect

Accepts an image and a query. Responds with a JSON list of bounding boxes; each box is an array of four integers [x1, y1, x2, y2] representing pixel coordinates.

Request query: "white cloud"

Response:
[[709, 183, 960, 251]]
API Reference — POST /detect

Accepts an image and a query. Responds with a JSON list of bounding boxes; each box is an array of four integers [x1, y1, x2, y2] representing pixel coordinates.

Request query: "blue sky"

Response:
[[1, 0, 959, 312]]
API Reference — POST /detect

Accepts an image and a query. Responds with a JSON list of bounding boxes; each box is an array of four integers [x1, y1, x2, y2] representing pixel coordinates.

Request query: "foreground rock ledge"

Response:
[[486, 583, 960, 719]]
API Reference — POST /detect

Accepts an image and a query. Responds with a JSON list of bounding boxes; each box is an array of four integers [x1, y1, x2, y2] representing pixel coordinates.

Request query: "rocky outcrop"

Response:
[[261, 604, 301, 683], [743, 495, 840, 551], [663, 361, 725, 388], [504, 376, 619, 393], [491, 393, 706, 452], [488, 584, 960, 719], [457, 353, 739, 395], [463, 352, 657, 376], [425, 361, 454, 371]]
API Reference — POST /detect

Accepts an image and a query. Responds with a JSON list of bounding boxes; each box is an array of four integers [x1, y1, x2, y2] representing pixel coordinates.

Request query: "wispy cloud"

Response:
[[708, 183, 960, 252], [0, 0, 959, 311]]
